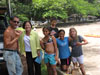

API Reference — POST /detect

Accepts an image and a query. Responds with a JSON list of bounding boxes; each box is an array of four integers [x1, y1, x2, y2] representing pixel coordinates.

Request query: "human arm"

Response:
[[4, 30, 22, 48], [40, 39, 45, 50], [76, 37, 88, 46], [52, 36, 58, 61]]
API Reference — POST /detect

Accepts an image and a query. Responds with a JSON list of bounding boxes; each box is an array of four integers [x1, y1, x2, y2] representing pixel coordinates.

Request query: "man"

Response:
[[3, 16, 23, 75]]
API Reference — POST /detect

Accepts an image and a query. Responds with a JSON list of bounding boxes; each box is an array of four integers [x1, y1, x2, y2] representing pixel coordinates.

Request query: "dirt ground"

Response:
[[22, 22, 100, 75]]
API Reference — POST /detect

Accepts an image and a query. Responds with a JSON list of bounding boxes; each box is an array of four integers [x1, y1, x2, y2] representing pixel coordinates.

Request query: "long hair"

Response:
[[69, 27, 78, 41]]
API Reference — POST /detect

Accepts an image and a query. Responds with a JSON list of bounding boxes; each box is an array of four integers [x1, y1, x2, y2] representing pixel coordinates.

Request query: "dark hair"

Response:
[[50, 18, 57, 22], [58, 29, 65, 34], [23, 21, 32, 29], [43, 27, 51, 31], [42, 27, 51, 35], [10, 16, 19, 21]]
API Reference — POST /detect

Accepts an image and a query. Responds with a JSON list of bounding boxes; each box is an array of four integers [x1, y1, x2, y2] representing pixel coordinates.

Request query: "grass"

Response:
[[41, 61, 48, 75]]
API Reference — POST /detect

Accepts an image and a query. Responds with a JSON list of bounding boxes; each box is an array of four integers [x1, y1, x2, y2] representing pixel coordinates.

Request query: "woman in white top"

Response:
[[19, 21, 41, 75]]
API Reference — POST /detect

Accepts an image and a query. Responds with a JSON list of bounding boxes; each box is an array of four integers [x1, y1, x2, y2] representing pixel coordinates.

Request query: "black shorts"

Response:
[[60, 57, 71, 65]]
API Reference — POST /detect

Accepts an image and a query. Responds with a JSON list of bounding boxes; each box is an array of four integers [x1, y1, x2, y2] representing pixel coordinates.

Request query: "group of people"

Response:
[[3, 16, 88, 75]]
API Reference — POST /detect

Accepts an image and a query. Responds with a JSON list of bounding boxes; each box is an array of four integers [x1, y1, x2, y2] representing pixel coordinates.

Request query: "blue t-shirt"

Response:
[[56, 37, 71, 59]]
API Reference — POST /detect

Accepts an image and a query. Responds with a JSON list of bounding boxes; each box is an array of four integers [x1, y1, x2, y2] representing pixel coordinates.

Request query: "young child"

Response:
[[40, 27, 58, 75], [49, 18, 59, 38], [69, 28, 88, 75], [56, 29, 71, 74]]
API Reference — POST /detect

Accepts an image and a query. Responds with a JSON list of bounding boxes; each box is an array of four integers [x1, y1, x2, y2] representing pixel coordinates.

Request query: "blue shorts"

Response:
[[44, 52, 56, 65]]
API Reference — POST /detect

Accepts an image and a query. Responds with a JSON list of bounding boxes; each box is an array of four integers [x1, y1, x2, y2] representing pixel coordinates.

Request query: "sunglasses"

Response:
[[13, 20, 19, 24]]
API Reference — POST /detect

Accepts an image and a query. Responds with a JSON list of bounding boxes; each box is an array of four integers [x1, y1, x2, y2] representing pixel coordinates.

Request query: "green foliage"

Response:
[[41, 63, 47, 75], [43, 0, 68, 19], [0, 0, 100, 21], [67, 0, 99, 16], [0, 0, 6, 6], [17, 14, 29, 22], [32, 0, 68, 19]]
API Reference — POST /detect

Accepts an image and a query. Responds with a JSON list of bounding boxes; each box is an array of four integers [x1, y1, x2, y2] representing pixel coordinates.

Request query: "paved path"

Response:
[[36, 22, 100, 75]]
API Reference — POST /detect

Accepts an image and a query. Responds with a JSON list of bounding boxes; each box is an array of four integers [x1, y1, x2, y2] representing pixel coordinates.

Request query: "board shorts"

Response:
[[44, 52, 56, 65]]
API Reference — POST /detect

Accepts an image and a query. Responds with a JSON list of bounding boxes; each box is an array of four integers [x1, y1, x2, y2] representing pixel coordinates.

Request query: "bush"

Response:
[[41, 61, 48, 75]]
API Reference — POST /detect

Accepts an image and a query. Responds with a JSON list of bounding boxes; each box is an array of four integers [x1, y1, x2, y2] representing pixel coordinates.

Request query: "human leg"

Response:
[[77, 55, 86, 75], [16, 52, 23, 75], [4, 51, 16, 75], [6, 58, 16, 75], [72, 57, 78, 69], [51, 65, 57, 75], [46, 63, 52, 75], [26, 52, 34, 75], [79, 64, 86, 75], [44, 53, 52, 75], [49, 54, 57, 75], [60, 58, 71, 74], [60, 59, 67, 71], [33, 58, 41, 75]]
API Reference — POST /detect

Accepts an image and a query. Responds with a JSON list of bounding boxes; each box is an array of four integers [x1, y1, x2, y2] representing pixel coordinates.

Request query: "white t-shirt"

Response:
[[24, 35, 31, 52]]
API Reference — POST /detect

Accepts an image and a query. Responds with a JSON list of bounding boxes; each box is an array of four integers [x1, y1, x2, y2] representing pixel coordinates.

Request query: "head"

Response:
[[23, 21, 32, 32], [50, 18, 57, 27], [69, 28, 77, 39], [9, 16, 20, 29], [42, 27, 51, 36], [58, 29, 65, 40]]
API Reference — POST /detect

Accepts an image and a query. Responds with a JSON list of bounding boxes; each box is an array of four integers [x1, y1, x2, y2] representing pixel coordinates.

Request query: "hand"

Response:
[[68, 37, 73, 41], [22, 53, 26, 57], [51, 31, 56, 35], [15, 30, 22, 38], [76, 42, 82, 46], [37, 50, 40, 57], [55, 56, 58, 62], [57, 58, 61, 65]]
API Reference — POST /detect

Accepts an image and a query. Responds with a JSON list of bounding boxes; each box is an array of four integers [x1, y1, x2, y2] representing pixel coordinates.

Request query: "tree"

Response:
[[0, 0, 7, 6], [4, 0, 99, 21], [67, 0, 99, 16], [32, 0, 68, 20]]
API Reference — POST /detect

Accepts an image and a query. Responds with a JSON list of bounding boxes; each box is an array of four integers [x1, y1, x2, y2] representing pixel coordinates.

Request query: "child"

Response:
[[49, 18, 59, 38], [56, 29, 71, 74], [69, 28, 88, 75], [40, 27, 58, 75]]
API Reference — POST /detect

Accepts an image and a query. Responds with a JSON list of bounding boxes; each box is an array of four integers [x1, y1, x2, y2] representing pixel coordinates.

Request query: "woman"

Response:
[[69, 28, 88, 75], [56, 29, 71, 74], [18, 21, 41, 75]]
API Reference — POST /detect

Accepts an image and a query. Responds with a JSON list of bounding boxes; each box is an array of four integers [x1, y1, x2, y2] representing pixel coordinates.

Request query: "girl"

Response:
[[19, 21, 41, 75], [56, 29, 71, 74], [69, 28, 88, 75], [40, 27, 58, 75]]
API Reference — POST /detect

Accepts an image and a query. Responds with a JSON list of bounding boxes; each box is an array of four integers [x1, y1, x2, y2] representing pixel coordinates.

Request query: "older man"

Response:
[[3, 16, 23, 75]]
